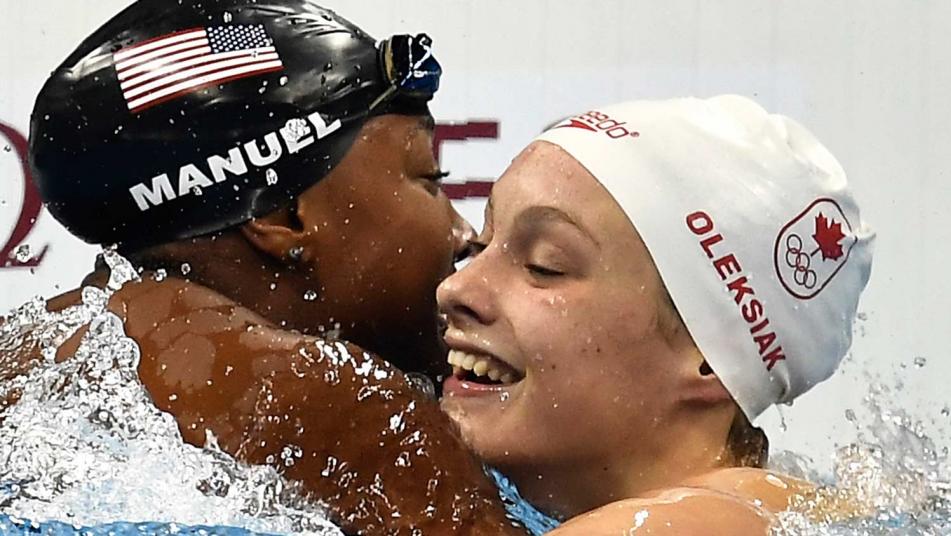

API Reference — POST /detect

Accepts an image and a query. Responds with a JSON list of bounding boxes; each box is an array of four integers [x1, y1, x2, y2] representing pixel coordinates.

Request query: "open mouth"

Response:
[[447, 349, 523, 386]]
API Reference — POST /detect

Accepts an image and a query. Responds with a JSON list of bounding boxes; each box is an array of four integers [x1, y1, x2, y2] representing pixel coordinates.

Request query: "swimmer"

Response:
[[2, 1, 526, 533], [438, 96, 874, 534]]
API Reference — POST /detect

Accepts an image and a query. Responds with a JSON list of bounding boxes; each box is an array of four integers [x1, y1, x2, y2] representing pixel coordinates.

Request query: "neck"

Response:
[[509, 410, 734, 519], [109, 240, 447, 377]]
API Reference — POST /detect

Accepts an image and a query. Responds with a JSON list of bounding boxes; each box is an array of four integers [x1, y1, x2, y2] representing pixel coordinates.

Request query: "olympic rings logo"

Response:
[[784, 233, 817, 289], [774, 198, 857, 301]]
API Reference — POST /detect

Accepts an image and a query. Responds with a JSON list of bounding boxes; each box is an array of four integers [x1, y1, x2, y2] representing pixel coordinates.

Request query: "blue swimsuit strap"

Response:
[[487, 467, 562, 535]]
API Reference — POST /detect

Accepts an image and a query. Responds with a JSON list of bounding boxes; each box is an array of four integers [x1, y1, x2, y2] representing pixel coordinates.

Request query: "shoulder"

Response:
[[682, 467, 812, 513], [549, 487, 774, 536], [550, 468, 812, 536]]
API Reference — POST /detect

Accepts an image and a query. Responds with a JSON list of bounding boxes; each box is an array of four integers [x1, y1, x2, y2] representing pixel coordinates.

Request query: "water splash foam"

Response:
[[0, 251, 341, 535], [771, 382, 950, 535]]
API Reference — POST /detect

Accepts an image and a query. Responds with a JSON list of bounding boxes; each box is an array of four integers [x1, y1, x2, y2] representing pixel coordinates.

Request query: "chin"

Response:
[[439, 399, 504, 462]]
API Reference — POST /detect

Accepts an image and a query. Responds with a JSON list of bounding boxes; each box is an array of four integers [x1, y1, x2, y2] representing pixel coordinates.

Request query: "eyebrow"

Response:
[[513, 206, 600, 247]]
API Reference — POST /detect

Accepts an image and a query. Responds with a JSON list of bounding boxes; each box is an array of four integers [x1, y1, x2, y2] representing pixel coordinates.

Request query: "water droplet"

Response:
[[3, 145, 12, 152], [281, 118, 310, 143], [845, 409, 857, 422], [13, 244, 31, 262], [941, 407, 950, 418], [180, 263, 192, 276], [169, 118, 175, 125], [265, 168, 279, 185], [222, 11, 233, 23], [303, 290, 318, 301], [152, 268, 168, 282], [279, 75, 289, 86], [191, 186, 203, 196], [405, 373, 435, 399], [168, 394, 178, 401], [914, 356, 927, 368], [323, 62, 333, 71], [287, 246, 304, 260]]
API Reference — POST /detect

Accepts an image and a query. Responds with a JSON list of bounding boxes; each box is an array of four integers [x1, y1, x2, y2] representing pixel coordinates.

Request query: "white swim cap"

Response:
[[536, 95, 874, 420]]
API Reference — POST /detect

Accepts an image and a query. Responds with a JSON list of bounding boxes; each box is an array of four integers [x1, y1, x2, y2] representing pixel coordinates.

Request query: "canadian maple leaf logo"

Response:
[[812, 212, 846, 261]]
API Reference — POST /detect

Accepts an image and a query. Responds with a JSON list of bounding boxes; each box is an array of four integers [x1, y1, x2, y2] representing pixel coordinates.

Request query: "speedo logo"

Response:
[[553, 110, 640, 140], [129, 112, 341, 211]]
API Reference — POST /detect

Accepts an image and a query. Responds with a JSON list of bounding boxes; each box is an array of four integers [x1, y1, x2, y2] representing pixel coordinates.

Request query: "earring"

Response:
[[287, 246, 304, 262]]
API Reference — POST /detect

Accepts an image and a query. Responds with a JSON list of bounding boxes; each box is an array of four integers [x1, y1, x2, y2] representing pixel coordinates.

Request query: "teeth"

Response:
[[473, 360, 490, 376], [447, 349, 520, 383]]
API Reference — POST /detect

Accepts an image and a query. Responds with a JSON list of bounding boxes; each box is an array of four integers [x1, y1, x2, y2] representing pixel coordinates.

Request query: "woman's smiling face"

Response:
[[437, 141, 696, 484]]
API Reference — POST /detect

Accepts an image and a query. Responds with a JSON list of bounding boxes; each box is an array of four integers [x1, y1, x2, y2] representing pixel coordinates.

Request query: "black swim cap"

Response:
[[30, 0, 441, 250]]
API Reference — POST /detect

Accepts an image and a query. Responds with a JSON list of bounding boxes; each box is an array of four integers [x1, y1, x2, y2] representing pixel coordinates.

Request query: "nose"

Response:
[[437, 243, 497, 328], [449, 206, 476, 262]]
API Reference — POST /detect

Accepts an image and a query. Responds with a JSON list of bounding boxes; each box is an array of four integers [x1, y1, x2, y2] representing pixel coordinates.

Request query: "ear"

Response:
[[680, 349, 735, 406], [240, 203, 305, 263]]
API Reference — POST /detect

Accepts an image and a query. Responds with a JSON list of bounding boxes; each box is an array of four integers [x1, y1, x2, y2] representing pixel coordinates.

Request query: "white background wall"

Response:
[[2, 0, 950, 474]]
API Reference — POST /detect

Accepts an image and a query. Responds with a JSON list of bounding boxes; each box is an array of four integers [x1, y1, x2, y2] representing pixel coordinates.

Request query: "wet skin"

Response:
[[437, 142, 815, 534], [232, 114, 473, 381], [0, 115, 524, 534], [0, 278, 523, 535]]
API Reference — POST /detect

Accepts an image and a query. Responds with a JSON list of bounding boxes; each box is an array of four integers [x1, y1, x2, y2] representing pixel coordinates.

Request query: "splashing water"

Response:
[[770, 381, 951, 535], [0, 251, 341, 535]]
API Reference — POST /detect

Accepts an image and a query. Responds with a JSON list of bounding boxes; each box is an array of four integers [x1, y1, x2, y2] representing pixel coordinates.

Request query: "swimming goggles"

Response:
[[370, 33, 442, 111]]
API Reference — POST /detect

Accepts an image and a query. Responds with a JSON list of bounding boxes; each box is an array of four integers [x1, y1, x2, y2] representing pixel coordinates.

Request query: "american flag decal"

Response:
[[114, 25, 284, 113]]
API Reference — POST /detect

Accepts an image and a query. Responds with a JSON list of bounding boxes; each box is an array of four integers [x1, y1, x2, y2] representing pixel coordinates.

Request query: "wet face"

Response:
[[293, 114, 472, 375], [437, 142, 689, 478]]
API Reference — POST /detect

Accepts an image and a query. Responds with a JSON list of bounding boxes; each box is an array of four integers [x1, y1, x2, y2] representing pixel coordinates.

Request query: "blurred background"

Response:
[[2, 0, 949, 475]]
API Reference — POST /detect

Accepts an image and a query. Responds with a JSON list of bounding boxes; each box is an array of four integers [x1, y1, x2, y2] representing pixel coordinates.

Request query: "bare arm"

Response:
[[126, 283, 525, 535]]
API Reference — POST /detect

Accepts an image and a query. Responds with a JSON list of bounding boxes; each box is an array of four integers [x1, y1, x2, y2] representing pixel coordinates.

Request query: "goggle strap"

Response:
[[368, 84, 398, 112]]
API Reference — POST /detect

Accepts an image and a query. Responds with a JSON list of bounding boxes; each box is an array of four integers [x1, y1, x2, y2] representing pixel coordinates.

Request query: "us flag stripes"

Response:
[[113, 25, 284, 113]]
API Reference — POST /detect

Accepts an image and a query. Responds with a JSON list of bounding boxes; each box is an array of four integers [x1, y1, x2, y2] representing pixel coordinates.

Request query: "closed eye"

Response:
[[422, 170, 450, 182], [526, 264, 564, 277], [418, 170, 450, 196]]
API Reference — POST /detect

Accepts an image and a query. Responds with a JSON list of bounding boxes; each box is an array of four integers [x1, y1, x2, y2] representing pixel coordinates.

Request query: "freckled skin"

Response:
[[438, 142, 816, 534]]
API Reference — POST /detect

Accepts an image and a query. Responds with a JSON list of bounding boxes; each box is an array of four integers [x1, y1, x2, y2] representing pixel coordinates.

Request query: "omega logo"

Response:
[[0, 121, 48, 270]]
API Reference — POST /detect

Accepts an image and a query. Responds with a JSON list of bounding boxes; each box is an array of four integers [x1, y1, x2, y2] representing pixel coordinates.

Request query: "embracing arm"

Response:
[[125, 284, 524, 535]]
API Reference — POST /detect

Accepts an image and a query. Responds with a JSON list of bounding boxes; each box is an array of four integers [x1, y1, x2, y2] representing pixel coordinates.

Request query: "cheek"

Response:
[[409, 191, 454, 255], [517, 289, 662, 417], [518, 289, 647, 372], [374, 187, 454, 288]]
